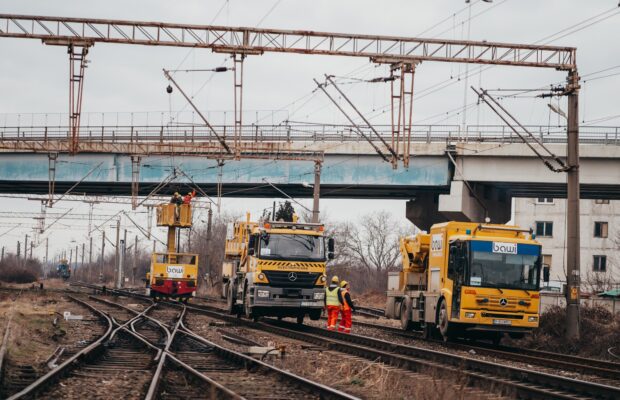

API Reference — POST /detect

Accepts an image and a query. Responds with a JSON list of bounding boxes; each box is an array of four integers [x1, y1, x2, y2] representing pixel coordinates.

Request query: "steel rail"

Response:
[[7, 295, 113, 400], [175, 301, 620, 400], [0, 14, 575, 69], [76, 285, 358, 399], [177, 320, 359, 400], [349, 318, 620, 381], [0, 289, 21, 380]]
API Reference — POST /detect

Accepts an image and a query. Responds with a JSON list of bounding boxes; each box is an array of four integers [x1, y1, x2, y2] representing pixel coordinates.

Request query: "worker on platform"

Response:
[[338, 280, 356, 334], [171, 192, 182, 222], [324, 275, 342, 330], [183, 190, 197, 204]]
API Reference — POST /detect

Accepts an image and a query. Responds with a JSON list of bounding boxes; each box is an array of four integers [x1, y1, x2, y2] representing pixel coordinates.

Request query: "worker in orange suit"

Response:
[[338, 280, 356, 334], [324, 275, 341, 330], [183, 190, 197, 204]]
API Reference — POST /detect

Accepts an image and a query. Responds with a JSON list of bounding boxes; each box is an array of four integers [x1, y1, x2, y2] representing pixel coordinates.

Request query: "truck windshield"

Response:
[[259, 234, 325, 261], [469, 244, 541, 291]]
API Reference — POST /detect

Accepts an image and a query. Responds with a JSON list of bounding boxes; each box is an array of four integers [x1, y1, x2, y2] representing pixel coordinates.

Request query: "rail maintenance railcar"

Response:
[[385, 221, 549, 344], [146, 203, 199, 302]]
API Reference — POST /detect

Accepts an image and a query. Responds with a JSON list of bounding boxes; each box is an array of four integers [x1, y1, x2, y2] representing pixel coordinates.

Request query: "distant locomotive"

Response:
[[56, 259, 71, 281]]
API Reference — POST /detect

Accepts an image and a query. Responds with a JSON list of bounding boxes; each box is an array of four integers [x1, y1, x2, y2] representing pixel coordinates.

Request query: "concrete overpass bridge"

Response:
[[0, 123, 618, 229]]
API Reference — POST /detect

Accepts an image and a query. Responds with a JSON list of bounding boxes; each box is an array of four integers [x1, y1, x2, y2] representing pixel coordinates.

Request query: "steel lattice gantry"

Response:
[[0, 14, 575, 68]]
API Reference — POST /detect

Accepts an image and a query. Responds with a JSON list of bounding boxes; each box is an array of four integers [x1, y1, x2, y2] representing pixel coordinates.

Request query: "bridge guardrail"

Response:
[[0, 124, 618, 145]]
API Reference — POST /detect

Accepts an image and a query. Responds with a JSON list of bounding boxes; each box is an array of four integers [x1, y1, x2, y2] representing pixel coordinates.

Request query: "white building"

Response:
[[513, 198, 620, 293]]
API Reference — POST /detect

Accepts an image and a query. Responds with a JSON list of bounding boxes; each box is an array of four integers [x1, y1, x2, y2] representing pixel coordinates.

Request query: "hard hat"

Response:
[[340, 280, 349, 288], [187, 192, 192, 195], [174, 192, 180, 196], [331, 275, 339, 283]]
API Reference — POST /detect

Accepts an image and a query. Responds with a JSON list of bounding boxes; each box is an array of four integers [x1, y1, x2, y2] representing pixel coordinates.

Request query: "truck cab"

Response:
[[222, 215, 334, 323], [387, 222, 546, 343]]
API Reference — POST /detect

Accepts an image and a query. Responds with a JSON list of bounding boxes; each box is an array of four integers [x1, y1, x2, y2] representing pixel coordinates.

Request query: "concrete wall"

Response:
[[540, 293, 620, 315], [514, 198, 620, 288]]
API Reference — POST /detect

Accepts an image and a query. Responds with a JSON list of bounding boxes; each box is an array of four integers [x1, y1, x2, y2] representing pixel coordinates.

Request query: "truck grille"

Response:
[[264, 271, 320, 288], [481, 312, 524, 319]]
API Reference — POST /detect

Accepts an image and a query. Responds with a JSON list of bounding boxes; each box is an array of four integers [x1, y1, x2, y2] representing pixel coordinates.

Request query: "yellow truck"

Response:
[[386, 221, 549, 344], [222, 214, 334, 323], [146, 203, 199, 301]]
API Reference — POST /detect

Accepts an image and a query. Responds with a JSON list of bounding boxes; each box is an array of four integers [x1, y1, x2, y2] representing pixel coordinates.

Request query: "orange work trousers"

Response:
[[326, 305, 340, 330], [338, 309, 352, 333]]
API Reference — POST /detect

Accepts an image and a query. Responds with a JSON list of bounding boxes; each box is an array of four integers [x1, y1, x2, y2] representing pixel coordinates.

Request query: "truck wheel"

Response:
[[400, 301, 413, 331], [296, 314, 304, 325], [438, 300, 453, 342], [309, 310, 321, 321]]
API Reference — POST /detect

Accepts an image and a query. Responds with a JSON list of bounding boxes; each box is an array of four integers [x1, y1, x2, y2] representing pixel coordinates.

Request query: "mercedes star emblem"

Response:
[[288, 272, 298, 281], [499, 298, 508, 306]]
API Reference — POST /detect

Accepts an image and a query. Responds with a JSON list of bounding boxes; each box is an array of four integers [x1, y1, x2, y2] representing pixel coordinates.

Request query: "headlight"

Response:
[[313, 292, 325, 300], [258, 273, 266, 280], [528, 316, 538, 322], [257, 290, 270, 298], [464, 312, 475, 318], [320, 275, 327, 282]]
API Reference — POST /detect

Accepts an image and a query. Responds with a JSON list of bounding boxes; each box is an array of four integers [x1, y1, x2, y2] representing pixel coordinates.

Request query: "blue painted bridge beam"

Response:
[[0, 153, 452, 199]]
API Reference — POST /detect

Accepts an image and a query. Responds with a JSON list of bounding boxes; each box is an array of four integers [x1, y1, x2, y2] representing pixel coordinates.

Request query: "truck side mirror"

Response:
[[248, 234, 256, 256], [543, 266, 550, 283], [327, 238, 335, 260]]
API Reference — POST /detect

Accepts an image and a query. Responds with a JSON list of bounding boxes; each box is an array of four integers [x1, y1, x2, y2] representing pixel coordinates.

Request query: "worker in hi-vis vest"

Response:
[[324, 276, 342, 330], [338, 280, 356, 334]]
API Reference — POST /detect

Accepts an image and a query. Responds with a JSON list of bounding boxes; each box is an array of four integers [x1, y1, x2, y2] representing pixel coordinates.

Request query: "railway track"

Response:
[[73, 283, 620, 399], [347, 318, 620, 384], [86, 291, 358, 399], [174, 300, 620, 399]]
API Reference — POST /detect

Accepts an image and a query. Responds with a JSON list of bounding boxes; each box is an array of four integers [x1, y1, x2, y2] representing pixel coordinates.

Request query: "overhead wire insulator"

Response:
[[166, 85, 173, 94]]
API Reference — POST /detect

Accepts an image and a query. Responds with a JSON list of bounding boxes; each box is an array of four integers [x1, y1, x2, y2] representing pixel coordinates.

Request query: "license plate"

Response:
[[493, 319, 512, 326], [301, 301, 317, 307]]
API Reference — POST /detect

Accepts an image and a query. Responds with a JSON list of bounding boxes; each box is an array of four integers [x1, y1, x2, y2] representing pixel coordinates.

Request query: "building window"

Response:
[[535, 221, 553, 237], [593, 255, 607, 272], [536, 198, 554, 204], [594, 199, 610, 204], [594, 222, 608, 238], [542, 254, 552, 269]]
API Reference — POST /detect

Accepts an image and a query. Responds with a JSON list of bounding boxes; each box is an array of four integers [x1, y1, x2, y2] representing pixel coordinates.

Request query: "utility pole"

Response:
[[30, 242, 34, 260], [89, 236, 93, 282], [117, 236, 125, 289], [133, 235, 138, 286], [69, 247, 73, 266], [45, 238, 48, 266], [114, 219, 120, 287], [205, 207, 213, 278], [1, 246, 4, 261], [100, 231, 105, 282], [81, 242, 85, 269], [75, 244, 78, 270], [16, 241, 20, 258], [24, 234, 28, 261], [565, 69, 581, 340], [312, 161, 322, 223]]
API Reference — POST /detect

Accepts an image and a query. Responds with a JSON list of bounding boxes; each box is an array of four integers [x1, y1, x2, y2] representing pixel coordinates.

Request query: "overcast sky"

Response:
[[0, 0, 618, 260]]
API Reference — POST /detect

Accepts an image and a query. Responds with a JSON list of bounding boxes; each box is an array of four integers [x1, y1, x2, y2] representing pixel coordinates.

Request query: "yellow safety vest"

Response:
[[325, 286, 340, 306]]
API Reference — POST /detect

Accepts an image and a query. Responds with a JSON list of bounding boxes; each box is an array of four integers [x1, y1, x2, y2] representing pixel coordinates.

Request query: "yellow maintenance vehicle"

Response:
[[385, 221, 549, 344], [222, 214, 334, 323], [146, 202, 199, 302]]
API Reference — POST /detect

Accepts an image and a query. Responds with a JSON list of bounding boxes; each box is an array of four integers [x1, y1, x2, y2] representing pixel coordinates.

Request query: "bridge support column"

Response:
[[438, 181, 511, 224], [405, 194, 446, 232]]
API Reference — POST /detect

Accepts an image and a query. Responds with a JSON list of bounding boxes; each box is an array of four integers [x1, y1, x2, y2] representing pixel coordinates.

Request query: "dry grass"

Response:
[[511, 305, 620, 360]]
